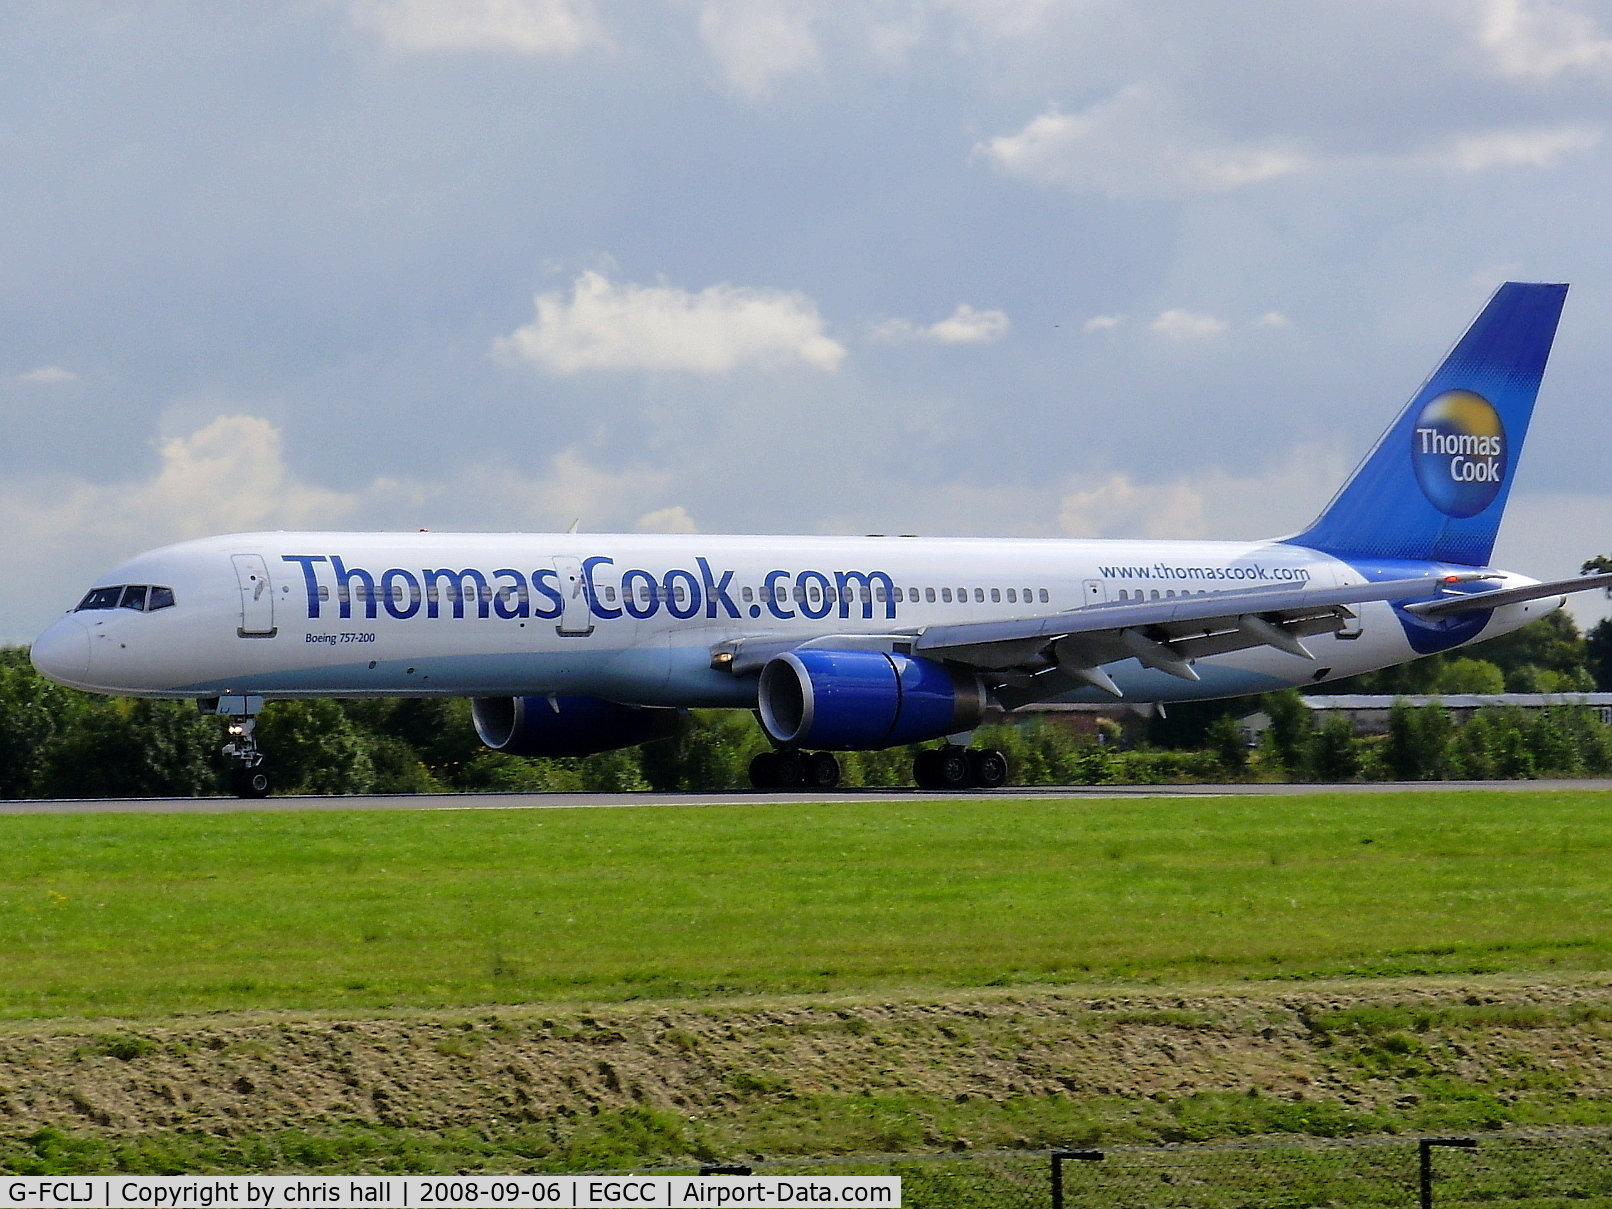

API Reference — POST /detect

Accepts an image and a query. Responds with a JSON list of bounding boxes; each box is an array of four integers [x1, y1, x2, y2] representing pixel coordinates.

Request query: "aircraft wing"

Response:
[[711, 570, 1612, 709], [911, 573, 1494, 707]]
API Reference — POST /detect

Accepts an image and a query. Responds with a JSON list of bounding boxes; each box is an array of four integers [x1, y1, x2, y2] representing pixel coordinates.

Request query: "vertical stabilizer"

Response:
[[1290, 282, 1567, 567]]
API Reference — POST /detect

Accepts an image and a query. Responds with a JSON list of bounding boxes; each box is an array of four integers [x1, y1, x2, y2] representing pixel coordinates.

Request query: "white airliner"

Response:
[[30, 282, 1612, 796]]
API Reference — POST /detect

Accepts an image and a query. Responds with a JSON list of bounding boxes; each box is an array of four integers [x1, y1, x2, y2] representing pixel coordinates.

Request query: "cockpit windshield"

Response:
[[76, 585, 176, 613]]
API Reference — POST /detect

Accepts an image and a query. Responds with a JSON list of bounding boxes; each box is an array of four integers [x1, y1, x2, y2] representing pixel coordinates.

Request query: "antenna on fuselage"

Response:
[[567, 517, 580, 533]]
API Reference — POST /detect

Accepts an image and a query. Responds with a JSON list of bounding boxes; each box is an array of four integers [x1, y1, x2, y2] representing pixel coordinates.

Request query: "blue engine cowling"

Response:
[[471, 695, 682, 757], [757, 649, 987, 750]]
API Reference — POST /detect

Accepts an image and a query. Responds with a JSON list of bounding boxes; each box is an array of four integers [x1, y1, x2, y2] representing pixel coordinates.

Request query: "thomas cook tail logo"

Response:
[[1412, 390, 1506, 518]]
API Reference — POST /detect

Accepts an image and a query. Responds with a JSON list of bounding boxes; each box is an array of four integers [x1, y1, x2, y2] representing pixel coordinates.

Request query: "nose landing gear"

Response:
[[223, 715, 272, 799], [204, 695, 273, 799]]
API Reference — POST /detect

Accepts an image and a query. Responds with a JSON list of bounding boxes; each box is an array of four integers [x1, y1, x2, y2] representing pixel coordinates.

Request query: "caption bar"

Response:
[[4, 1177, 900, 1209]]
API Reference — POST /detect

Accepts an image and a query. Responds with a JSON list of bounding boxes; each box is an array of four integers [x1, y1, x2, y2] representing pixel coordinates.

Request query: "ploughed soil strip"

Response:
[[1, 976, 1610, 1149]]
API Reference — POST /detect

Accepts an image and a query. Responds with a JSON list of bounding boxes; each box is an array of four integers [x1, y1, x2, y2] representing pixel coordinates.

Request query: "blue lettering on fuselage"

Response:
[[280, 556, 901, 624]]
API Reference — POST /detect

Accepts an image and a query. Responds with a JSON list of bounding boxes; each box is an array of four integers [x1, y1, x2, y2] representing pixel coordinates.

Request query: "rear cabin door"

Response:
[[232, 554, 277, 637], [552, 555, 594, 637]]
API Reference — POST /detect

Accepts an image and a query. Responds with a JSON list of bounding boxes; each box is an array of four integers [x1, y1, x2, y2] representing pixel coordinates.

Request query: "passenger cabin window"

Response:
[[926, 587, 936, 602], [973, 588, 985, 603], [941, 588, 952, 602], [742, 587, 754, 603], [1006, 588, 1016, 602], [1039, 589, 1049, 602], [990, 588, 1001, 603]]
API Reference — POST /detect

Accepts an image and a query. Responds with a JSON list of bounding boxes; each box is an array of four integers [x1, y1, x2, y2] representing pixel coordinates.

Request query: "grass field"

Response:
[[5, 790, 1612, 1018]]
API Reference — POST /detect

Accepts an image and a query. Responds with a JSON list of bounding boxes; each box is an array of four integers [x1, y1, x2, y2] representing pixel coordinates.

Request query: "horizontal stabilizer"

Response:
[[1403, 572, 1612, 618]]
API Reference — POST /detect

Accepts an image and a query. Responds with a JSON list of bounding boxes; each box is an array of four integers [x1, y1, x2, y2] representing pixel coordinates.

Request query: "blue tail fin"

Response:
[[1290, 281, 1567, 567]]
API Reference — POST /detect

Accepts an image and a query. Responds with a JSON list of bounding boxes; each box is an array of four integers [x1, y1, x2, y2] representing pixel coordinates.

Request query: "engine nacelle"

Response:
[[472, 695, 682, 758], [757, 648, 987, 750]]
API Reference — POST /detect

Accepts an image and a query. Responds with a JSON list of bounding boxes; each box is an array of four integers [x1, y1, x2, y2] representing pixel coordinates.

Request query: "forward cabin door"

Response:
[[232, 554, 277, 637], [552, 555, 594, 637]]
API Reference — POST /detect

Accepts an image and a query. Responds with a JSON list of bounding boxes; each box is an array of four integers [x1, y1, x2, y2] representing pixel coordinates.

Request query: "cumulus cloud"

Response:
[[1053, 446, 1356, 544], [1440, 123, 1601, 170], [1251, 311, 1291, 329], [0, 416, 360, 635], [16, 366, 77, 383], [979, 75, 1596, 204], [1476, 0, 1612, 77], [1149, 309, 1227, 339], [0, 415, 713, 639], [1057, 474, 1207, 540], [349, 0, 601, 55], [979, 87, 1312, 199], [691, 0, 1064, 97], [634, 505, 699, 533], [698, 0, 821, 97], [496, 270, 846, 375], [1083, 314, 1124, 333], [872, 303, 1010, 345]]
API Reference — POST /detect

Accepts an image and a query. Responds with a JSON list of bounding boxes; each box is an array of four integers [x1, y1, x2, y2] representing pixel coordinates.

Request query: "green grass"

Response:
[[8, 791, 1612, 1017]]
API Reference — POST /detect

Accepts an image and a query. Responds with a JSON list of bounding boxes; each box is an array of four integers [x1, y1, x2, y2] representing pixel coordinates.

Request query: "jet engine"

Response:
[[757, 648, 986, 750], [471, 695, 682, 758]]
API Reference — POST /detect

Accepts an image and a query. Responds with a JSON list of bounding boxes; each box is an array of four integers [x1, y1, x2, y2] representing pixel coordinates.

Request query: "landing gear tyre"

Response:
[[749, 751, 785, 789], [968, 749, 1009, 790], [772, 750, 805, 789], [231, 765, 272, 799], [804, 751, 841, 790], [934, 746, 973, 790], [914, 747, 974, 790]]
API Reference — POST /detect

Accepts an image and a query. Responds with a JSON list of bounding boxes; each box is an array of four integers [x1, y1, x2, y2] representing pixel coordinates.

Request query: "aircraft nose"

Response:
[[31, 616, 91, 686]]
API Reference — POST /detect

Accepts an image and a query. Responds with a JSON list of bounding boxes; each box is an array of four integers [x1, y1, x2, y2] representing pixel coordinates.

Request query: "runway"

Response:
[[4, 779, 1612, 814]]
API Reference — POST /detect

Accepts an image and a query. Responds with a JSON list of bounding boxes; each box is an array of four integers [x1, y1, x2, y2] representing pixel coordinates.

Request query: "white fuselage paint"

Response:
[[30, 531, 1556, 707]]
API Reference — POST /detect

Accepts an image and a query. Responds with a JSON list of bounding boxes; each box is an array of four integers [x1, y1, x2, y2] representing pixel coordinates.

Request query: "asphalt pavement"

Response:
[[4, 780, 1612, 814]]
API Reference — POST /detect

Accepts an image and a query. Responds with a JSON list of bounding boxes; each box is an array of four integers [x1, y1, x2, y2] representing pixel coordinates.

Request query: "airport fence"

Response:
[[675, 1127, 1612, 1208]]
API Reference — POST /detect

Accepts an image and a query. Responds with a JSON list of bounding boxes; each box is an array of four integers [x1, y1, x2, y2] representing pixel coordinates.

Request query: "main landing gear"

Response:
[[748, 745, 1009, 791], [750, 749, 842, 790], [912, 746, 1008, 791]]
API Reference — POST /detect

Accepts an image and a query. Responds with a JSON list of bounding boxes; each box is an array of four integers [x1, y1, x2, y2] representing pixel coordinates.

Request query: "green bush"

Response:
[[11, 620, 1612, 798]]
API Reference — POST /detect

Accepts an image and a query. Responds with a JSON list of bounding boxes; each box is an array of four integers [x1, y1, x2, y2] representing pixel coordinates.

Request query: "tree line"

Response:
[[4, 596, 1612, 797]]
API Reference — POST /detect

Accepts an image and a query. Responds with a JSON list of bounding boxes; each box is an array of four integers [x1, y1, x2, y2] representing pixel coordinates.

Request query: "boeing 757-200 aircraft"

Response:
[[30, 282, 1612, 796]]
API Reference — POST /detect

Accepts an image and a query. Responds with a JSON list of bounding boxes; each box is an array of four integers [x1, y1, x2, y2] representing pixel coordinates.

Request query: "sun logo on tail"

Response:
[[1411, 389, 1506, 518]]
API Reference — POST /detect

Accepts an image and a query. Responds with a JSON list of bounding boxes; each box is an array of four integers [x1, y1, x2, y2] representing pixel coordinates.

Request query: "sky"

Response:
[[4, 0, 1612, 642]]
